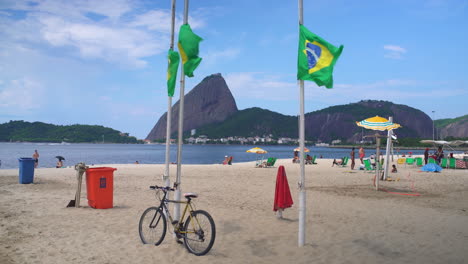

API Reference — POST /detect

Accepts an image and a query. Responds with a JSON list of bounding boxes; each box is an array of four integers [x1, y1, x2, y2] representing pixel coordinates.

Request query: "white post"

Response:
[[383, 117, 393, 180], [164, 0, 177, 188], [174, 0, 189, 222], [298, 0, 306, 247]]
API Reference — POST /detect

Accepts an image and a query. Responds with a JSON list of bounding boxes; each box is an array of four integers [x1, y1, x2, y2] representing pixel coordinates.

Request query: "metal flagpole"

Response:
[[174, 0, 189, 223], [298, 0, 306, 247], [164, 0, 177, 188], [383, 116, 393, 181]]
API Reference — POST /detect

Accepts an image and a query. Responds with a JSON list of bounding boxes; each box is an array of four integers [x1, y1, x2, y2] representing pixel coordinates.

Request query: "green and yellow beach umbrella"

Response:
[[246, 147, 268, 154], [356, 116, 401, 131]]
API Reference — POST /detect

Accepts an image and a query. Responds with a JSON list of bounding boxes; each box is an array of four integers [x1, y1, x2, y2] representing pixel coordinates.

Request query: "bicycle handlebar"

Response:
[[149, 185, 175, 192]]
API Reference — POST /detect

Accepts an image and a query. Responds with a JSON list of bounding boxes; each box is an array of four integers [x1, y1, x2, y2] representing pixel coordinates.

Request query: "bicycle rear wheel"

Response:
[[139, 206, 167, 245], [183, 210, 216, 256]]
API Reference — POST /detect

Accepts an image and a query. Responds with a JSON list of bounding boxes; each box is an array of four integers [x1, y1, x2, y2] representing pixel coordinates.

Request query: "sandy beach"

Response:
[[1, 157, 467, 263]]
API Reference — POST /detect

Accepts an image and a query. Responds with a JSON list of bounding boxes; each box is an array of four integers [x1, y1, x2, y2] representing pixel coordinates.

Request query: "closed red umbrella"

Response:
[[273, 166, 293, 218]]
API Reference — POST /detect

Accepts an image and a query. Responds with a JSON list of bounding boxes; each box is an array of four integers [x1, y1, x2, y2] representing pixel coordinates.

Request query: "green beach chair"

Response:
[[312, 155, 317, 164], [406, 158, 415, 166], [415, 157, 423, 167], [341, 156, 349, 167], [265, 157, 277, 168], [363, 159, 375, 172], [428, 158, 436, 164], [449, 158, 456, 169], [440, 158, 448, 168]]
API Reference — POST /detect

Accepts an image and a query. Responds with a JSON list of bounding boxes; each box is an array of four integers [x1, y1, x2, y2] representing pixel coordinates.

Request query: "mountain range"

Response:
[[146, 73, 467, 142]]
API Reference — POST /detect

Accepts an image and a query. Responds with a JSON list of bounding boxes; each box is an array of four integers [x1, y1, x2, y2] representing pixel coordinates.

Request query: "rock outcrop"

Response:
[[146, 73, 238, 141], [304, 100, 433, 142], [439, 118, 468, 138]]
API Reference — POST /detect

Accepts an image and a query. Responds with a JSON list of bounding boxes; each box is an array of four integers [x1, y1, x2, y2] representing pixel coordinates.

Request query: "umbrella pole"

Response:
[[383, 117, 393, 181], [375, 135, 381, 190]]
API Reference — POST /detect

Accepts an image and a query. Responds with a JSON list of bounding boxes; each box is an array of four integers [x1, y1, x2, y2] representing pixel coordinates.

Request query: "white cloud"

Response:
[[0, 78, 45, 113], [204, 48, 241, 66], [225, 72, 296, 100], [384, 45, 407, 59], [0, 0, 209, 68]]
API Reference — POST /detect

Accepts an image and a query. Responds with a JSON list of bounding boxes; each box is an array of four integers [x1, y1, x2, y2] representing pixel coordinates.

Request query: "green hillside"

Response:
[[0, 120, 142, 143], [434, 115, 468, 128], [194, 107, 297, 138]]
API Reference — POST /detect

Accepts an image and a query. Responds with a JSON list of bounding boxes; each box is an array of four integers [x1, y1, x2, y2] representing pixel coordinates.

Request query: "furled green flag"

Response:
[[178, 24, 203, 77], [297, 25, 343, 88], [167, 49, 180, 97]]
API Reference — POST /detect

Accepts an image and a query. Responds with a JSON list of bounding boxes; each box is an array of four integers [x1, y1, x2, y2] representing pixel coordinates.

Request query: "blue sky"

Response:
[[1, 0, 467, 139]]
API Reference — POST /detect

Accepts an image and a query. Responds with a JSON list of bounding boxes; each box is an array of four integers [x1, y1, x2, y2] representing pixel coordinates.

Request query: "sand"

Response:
[[1, 157, 467, 263]]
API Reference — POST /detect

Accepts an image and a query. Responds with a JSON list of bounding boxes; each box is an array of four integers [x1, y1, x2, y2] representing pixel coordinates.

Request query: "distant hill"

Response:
[[0, 120, 142, 143], [146, 73, 466, 143], [436, 115, 468, 139], [194, 100, 433, 142]]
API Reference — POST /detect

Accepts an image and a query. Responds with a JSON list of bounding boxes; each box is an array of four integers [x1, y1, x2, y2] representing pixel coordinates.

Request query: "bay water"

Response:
[[0, 142, 425, 170]]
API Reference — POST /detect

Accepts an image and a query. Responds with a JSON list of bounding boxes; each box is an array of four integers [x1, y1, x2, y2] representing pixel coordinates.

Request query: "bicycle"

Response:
[[138, 185, 216, 256]]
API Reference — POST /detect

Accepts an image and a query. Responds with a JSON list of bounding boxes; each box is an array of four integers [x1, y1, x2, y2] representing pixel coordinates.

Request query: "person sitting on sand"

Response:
[[332, 158, 343, 167], [305, 154, 313, 164], [292, 156, 299, 163], [391, 164, 397, 173], [223, 156, 229, 165], [56, 160, 63, 168]]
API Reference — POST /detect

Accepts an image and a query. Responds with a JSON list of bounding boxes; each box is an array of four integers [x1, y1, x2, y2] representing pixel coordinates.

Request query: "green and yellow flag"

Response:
[[297, 25, 343, 88], [178, 24, 203, 77], [167, 49, 180, 97]]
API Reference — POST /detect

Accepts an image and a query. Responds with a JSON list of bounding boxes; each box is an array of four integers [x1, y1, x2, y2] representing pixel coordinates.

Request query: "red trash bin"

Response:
[[85, 167, 117, 209]]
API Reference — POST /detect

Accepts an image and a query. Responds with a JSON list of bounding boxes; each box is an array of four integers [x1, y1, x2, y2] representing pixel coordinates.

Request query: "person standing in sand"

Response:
[[359, 146, 365, 164], [350, 147, 356, 170], [33, 150, 39, 168]]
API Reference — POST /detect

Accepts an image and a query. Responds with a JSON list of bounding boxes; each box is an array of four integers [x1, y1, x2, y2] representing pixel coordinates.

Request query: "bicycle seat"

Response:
[[183, 192, 198, 199]]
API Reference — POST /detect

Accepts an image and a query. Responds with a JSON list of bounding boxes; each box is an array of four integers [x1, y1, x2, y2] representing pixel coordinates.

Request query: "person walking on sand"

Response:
[[350, 147, 356, 170], [359, 146, 365, 164], [33, 150, 39, 168]]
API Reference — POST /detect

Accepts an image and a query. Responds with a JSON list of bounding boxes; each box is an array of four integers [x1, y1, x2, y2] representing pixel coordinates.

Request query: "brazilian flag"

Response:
[[178, 24, 203, 77], [167, 49, 180, 97], [297, 25, 343, 88]]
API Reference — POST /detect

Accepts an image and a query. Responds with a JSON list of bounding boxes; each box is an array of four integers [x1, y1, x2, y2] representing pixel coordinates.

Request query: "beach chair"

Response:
[[340, 156, 349, 167], [406, 158, 415, 166], [363, 159, 375, 172], [428, 158, 436, 164], [449, 158, 456, 169], [415, 157, 423, 167], [440, 158, 448, 168], [312, 155, 317, 164], [397, 158, 406, 165], [228, 156, 233, 165], [263, 157, 277, 168]]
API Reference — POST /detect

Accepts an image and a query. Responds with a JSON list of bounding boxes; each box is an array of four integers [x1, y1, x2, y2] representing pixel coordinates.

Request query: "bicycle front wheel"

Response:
[[183, 210, 216, 256], [139, 206, 167, 246]]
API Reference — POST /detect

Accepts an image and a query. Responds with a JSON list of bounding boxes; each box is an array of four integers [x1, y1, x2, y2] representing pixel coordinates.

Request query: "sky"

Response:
[[1, 0, 467, 139]]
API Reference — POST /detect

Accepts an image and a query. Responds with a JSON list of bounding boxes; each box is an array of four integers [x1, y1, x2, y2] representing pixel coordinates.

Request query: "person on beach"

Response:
[[424, 148, 429, 164], [391, 164, 397, 173], [350, 147, 356, 170], [56, 160, 63, 168], [435, 146, 444, 164], [32, 150, 39, 168], [332, 158, 342, 166], [222, 156, 229, 165], [359, 146, 365, 164]]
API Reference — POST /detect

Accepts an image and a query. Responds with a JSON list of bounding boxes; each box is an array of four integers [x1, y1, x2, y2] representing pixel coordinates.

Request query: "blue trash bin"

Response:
[[18, 157, 35, 184]]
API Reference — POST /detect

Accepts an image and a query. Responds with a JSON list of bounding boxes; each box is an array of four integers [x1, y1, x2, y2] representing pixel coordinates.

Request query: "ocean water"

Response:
[[0, 142, 426, 170]]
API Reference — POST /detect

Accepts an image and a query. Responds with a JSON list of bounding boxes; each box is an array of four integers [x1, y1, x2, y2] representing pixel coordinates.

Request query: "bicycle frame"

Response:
[[155, 189, 198, 238]]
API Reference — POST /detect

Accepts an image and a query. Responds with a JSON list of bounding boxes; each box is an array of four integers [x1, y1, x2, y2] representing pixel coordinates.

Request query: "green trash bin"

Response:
[[18, 157, 35, 184]]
